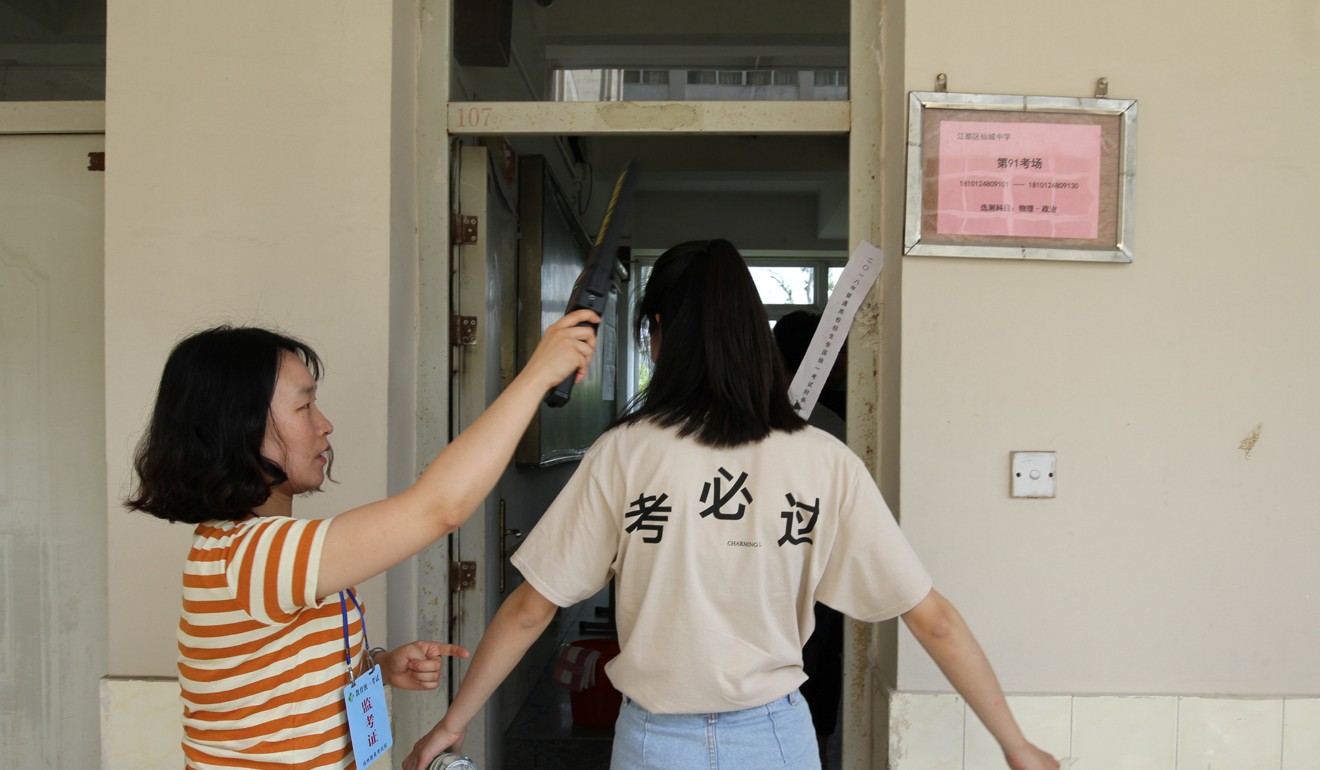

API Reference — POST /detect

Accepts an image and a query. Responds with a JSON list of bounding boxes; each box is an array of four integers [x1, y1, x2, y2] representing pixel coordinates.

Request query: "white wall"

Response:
[[384, 0, 428, 750], [898, 0, 1320, 696], [105, 0, 400, 676]]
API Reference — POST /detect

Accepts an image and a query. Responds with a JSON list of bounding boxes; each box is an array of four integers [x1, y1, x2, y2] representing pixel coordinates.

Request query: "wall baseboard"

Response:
[[889, 691, 1320, 769], [99, 677, 397, 770]]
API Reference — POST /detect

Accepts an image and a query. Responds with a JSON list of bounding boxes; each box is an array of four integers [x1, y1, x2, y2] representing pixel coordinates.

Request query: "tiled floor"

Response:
[[503, 666, 615, 769]]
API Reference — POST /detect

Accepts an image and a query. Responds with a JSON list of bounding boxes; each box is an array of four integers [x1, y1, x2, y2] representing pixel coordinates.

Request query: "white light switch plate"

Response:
[[1011, 451, 1056, 498]]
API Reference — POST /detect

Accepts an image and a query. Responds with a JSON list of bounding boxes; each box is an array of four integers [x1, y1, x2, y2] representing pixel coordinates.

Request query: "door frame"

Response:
[[448, 143, 522, 765], [0, 102, 104, 134]]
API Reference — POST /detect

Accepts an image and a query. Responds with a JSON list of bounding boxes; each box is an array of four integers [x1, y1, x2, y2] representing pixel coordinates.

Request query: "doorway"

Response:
[[442, 131, 852, 769]]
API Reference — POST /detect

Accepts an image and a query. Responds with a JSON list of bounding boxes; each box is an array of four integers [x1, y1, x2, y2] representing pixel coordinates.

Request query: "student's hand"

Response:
[[1005, 742, 1060, 770], [379, 641, 470, 691], [522, 309, 600, 388], [402, 719, 466, 770]]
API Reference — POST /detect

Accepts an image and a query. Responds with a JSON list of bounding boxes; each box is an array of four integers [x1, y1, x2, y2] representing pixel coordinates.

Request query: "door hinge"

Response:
[[452, 214, 478, 245], [451, 560, 478, 592], [88, 152, 105, 171], [451, 315, 478, 346]]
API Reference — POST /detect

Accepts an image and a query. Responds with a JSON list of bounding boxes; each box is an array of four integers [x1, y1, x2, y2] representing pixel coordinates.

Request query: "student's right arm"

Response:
[[314, 310, 599, 598], [401, 581, 558, 770], [902, 589, 1059, 770]]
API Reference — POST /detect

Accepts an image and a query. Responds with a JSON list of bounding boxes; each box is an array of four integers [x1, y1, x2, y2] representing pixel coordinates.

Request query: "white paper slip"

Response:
[[787, 240, 884, 419]]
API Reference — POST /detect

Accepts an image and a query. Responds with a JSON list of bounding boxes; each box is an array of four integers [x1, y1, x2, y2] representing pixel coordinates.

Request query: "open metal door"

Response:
[[449, 143, 519, 768]]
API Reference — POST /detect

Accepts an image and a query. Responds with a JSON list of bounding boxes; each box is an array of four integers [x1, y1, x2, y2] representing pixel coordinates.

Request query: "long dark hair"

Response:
[[614, 239, 807, 446], [124, 325, 327, 524]]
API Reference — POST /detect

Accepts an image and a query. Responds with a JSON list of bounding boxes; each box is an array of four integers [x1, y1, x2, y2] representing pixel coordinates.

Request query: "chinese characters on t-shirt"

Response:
[[625, 466, 820, 547]]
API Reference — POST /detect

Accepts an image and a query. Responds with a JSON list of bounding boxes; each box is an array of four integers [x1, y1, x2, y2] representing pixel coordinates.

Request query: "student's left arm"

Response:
[[902, 589, 1059, 770]]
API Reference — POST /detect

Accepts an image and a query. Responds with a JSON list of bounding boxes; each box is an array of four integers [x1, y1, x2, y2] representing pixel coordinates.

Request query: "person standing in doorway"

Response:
[[774, 309, 846, 768], [404, 240, 1058, 770]]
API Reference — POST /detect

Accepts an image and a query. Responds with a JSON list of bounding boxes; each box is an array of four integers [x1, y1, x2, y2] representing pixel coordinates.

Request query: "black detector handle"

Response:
[[545, 161, 636, 408]]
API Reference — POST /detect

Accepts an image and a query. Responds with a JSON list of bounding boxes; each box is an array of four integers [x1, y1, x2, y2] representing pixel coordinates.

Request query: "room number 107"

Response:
[[454, 107, 493, 128]]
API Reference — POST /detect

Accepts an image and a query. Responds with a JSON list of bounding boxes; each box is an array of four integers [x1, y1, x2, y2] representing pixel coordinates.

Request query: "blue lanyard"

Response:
[[338, 589, 370, 681]]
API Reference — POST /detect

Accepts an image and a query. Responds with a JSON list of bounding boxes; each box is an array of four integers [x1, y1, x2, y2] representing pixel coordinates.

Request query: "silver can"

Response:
[[427, 753, 477, 770]]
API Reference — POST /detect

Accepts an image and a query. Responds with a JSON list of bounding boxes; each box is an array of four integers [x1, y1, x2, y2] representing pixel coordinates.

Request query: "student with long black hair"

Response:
[[125, 310, 597, 769], [404, 240, 1057, 770]]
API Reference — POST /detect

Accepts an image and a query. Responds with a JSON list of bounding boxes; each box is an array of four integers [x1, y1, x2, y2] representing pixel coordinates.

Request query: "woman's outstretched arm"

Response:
[[315, 310, 599, 597]]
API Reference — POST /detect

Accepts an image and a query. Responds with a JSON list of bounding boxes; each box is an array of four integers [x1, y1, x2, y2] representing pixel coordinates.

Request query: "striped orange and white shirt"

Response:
[[179, 515, 364, 769]]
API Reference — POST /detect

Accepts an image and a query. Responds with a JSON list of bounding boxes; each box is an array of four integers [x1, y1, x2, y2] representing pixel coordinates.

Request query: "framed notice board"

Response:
[[904, 91, 1137, 262]]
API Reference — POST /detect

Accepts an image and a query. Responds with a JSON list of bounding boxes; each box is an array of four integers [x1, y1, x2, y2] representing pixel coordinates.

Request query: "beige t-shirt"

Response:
[[510, 421, 932, 714]]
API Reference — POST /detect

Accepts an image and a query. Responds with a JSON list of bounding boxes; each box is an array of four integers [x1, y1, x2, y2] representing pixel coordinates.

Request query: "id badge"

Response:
[[343, 663, 392, 768]]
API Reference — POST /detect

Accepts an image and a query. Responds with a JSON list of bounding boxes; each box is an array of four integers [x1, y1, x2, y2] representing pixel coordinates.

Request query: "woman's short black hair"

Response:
[[614, 238, 807, 447], [124, 325, 325, 524]]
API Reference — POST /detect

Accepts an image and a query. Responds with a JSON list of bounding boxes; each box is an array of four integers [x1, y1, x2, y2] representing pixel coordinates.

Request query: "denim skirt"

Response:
[[609, 690, 819, 770]]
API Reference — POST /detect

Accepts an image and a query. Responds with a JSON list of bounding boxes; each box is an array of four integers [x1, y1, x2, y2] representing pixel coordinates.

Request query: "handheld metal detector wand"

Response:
[[544, 160, 637, 408]]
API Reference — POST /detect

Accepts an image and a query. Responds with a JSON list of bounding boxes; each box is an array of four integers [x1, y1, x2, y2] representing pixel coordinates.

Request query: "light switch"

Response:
[[1010, 451, 1056, 498]]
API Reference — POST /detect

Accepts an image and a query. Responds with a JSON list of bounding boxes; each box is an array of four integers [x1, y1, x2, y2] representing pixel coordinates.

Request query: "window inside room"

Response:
[[625, 253, 845, 399], [0, 0, 105, 101]]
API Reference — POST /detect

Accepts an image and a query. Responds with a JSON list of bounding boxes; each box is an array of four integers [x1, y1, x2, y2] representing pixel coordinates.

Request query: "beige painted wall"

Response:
[[104, 0, 399, 675], [898, 0, 1320, 695], [98, 0, 1320, 711]]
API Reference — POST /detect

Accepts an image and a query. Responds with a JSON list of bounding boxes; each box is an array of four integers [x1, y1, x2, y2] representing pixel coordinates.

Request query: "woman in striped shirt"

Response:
[[125, 310, 598, 769]]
